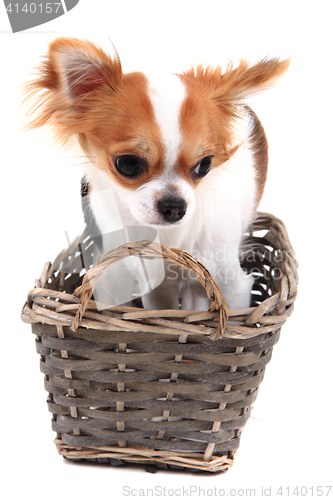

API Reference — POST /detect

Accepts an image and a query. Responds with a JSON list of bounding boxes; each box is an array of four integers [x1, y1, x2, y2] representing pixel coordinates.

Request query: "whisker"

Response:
[[54, 155, 97, 160], [54, 160, 97, 170], [73, 161, 97, 166]]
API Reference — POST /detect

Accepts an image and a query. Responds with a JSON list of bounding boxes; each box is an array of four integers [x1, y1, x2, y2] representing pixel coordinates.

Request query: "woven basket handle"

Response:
[[71, 240, 228, 339]]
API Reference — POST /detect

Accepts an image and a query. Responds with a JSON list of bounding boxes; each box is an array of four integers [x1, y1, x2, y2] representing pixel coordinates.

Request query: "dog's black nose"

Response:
[[157, 197, 187, 223]]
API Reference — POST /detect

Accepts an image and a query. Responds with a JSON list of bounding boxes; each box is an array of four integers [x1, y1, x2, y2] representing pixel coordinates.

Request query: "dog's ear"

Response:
[[23, 37, 122, 137], [182, 58, 290, 119], [48, 37, 122, 101], [213, 57, 290, 117]]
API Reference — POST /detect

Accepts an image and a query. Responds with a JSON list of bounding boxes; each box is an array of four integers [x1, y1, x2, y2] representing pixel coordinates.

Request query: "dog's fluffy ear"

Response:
[[182, 58, 290, 119], [49, 37, 122, 101], [23, 37, 122, 139], [215, 58, 290, 114], [222, 58, 290, 98]]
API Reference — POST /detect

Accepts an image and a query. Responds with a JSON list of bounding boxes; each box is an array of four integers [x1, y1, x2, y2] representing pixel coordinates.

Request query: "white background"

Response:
[[1, 1, 332, 498]]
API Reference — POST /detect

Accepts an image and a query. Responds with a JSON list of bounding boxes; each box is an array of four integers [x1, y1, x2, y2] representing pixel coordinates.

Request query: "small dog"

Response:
[[24, 37, 289, 311]]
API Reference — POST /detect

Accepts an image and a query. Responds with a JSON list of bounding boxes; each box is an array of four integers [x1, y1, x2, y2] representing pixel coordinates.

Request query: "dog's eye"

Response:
[[116, 155, 143, 177], [193, 156, 213, 177]]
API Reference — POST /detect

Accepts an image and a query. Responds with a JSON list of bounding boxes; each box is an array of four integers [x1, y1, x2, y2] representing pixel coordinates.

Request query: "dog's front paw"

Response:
[[142, 284, 180, 310], [219, 272, 254, 310], [180, 285, 210, 311]]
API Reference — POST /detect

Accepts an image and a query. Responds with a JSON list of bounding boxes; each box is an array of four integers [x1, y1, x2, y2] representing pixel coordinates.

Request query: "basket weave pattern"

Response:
[[21, 213, 298, 472]]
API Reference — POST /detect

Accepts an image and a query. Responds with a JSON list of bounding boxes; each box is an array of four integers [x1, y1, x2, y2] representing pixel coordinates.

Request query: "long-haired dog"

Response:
[[24, 37, 289, 310]]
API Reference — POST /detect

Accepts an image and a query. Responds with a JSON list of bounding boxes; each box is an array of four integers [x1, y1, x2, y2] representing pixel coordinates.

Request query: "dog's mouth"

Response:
[[130, 180, 194, 228], [131, 197, 190, 228]]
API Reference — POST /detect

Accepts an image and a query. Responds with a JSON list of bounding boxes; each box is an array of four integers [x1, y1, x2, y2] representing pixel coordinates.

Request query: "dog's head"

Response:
[[24, 37, 289, 226]]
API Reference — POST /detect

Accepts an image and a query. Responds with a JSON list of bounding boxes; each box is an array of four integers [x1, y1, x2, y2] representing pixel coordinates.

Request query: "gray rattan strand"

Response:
[[21, 212, 298, 473]]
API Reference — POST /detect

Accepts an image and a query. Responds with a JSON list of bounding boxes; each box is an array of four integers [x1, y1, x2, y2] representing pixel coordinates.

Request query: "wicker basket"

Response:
[[21, 212, 298, 473]]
